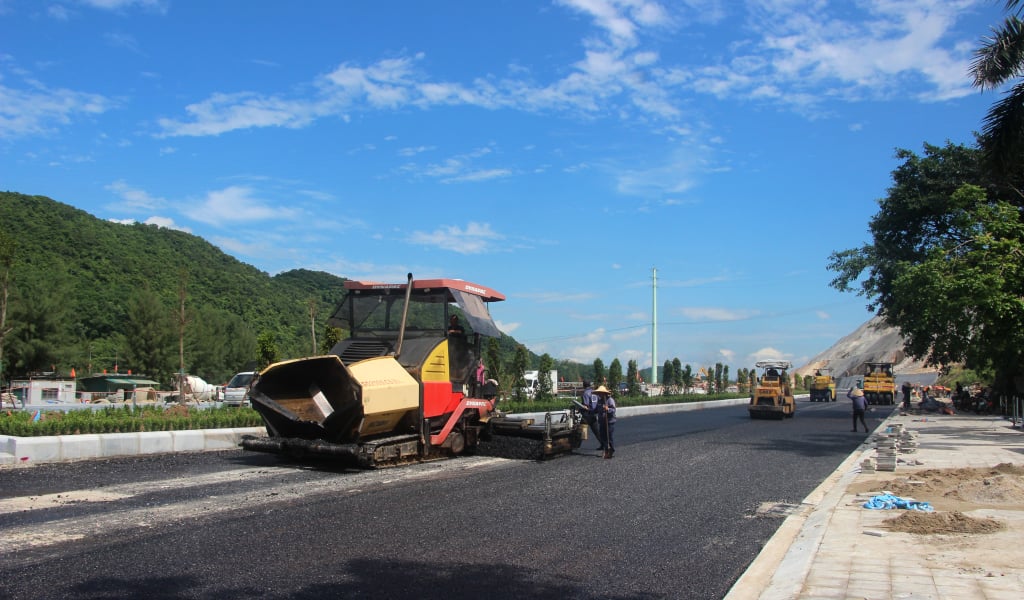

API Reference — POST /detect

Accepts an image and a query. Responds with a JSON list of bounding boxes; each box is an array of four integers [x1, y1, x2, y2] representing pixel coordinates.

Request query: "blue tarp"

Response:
[[862, 493, 934, 512]]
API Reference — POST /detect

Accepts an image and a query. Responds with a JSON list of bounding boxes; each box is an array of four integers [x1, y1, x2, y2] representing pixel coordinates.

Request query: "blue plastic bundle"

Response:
[[862, 493, 934, 512]]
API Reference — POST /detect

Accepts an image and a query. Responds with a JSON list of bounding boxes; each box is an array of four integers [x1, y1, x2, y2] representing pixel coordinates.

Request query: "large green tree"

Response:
[[662, 359, 674, 387], [972, 0, 1024, 179], [186, 306, 256, 383], [511, 345, 529, 402], [0, 231, 14, 386], [537, 353, 555, 402], [829, 142, 1024, 394], [626, 359, 639, 396], [607, 358, 623, 393], [485, 337, 503, 390], [680, 363, 693, 393], [123, 287, 175, 384], [7, 265, 72, 374], [592, 357, 605, 386]]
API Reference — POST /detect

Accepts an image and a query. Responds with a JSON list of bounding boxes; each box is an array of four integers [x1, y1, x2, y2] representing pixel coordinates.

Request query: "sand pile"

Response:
[[855, 463, 1024, 534], [874, 463, 1024, 511], [885, 510, 1005, 534]]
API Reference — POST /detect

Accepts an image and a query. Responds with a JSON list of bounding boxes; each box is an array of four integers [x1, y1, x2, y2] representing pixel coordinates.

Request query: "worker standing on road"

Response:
[[901, 380, 913, 412], [580, 381, 601, 450], [593, 385, 617, 458], [848, 386, 869, 433]]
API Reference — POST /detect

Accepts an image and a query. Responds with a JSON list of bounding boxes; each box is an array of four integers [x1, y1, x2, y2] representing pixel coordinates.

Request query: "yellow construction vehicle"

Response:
[[808, 368, 836, 402], [242, 274, 584, 466], [862, 362, 896, 405], [748, 360, 795, 419]]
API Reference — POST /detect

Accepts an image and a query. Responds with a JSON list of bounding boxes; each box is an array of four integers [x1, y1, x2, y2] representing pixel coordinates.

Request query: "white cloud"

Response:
[[726, 0, 978, 106], [80, 0, 167, 13], [108, 215, 190, 232], [495, 320, 521, 334], [105, 180, 165, 211], [749, 346, 792, 363], [143, 216, 190, 232], [566, 341, 612, 363], [139, 0, 982, 140], [398, 145, 435, 157], [47, 5, 72, 20], [611, 327, 647, 341], [104, 32, 141, 54], [441, 168, 513, 184], [181, 186, 299, 226], [0, 80, 114, 139], [157, 92, 318, 137], [408, 222, 505, 254], [213, 236, 271, 258], [678, 307, 758, 322], [518, 291, 597, 303]]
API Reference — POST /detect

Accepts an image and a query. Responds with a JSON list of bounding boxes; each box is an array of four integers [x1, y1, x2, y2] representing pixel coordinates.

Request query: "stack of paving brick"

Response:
[[860, 456, 877, 473], [898, 429, 919, 454], [874, 433, 899, 471]]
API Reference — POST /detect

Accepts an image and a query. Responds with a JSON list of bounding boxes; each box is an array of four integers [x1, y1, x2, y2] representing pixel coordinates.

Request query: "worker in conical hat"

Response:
[[593, 385, 617, 459]]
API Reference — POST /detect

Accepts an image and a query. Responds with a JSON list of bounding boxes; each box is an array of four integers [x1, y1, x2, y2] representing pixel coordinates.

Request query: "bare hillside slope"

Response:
[[796, 315, 936, 380]]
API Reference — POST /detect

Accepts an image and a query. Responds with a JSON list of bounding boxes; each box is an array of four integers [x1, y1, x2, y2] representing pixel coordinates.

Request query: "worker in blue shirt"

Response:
[[593, 385, 617, 458], [580, 381, 601, 450]]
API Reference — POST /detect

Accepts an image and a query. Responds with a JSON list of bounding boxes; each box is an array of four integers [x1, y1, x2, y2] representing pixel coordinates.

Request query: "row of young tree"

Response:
[[479, 343, 768, 403]]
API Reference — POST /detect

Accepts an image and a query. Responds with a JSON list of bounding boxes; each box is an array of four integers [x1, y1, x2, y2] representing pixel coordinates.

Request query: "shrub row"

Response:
[[0, 405, 264, 437]]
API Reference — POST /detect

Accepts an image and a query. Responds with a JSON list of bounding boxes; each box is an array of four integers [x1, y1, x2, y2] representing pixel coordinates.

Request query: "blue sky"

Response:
[[0, 0, 1005, 375]]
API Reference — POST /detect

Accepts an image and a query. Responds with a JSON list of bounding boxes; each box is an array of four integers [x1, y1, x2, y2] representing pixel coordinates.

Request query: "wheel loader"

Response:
[[748, 360, 795, 419], [808, 368, 836, 402], [242, 274, 584, 467], [861, 362, 895, 405]]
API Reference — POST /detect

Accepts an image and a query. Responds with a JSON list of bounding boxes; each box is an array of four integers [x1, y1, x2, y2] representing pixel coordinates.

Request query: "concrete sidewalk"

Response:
[[727, 409, 1024, 600]]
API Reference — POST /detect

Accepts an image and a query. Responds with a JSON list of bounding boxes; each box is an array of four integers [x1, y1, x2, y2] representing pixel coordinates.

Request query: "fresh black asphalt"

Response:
[[0, 399, 879, 599]]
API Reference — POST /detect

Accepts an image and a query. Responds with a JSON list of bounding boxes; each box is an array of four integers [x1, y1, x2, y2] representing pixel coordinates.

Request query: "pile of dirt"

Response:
[[884, 510, 1006, 535], [853, 463, 1024, 535], [875, 464, 1024, 510]]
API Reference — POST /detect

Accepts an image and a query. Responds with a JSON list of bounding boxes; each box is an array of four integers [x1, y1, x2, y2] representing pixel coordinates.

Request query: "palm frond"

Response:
[[980, 81, 1024, 177], [971, 16, 1024, 88]]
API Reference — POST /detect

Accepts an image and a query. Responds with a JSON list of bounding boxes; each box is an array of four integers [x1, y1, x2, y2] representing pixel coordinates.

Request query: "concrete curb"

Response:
[[0, 427, 266, 467], [723, 406, 900, 600]]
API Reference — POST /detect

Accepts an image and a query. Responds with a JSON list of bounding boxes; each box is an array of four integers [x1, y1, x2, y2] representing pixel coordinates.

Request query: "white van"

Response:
[[222, 371, 256, 406]]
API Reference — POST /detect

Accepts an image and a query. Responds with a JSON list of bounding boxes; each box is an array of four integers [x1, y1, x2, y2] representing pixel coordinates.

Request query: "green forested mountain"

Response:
[[0, 191, 349, 385], [0, 192, 583, 389]]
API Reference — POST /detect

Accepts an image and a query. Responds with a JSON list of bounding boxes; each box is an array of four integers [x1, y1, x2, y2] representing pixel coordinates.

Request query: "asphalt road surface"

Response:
[[0, 398, 881, 599]]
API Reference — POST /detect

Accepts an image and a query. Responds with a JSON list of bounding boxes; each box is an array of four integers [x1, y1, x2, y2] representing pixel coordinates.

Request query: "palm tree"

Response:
[[971, 1, 1024, 179]]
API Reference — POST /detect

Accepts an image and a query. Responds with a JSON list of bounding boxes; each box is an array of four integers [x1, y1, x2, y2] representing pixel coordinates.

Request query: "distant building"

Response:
[[76, 374, 162, 394], [9, 377, 77, 404]]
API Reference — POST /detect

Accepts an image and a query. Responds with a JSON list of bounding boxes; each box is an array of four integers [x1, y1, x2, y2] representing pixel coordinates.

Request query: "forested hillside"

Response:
[[0, 191, 350, 385], [0, 192, 578, 389]]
